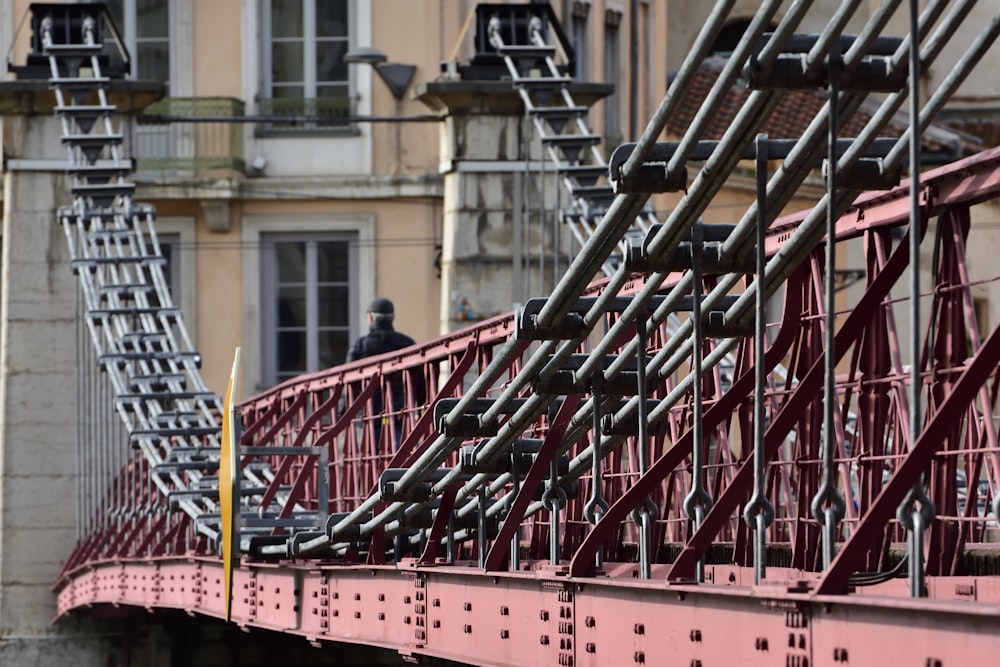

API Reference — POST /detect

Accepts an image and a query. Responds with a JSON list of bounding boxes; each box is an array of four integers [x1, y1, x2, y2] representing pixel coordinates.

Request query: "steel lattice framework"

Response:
[[35, 1, 1000, 665]]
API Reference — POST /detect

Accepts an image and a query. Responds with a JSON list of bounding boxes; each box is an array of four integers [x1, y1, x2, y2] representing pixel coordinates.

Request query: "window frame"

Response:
[[260, 233, 358, 387], [153, 216, 197, 334], [602, 13, 621, 147], [258, 0, 356, 135], [243, 214, 375, 393], [98, 0, 179, 92], [570, 1, 590, 81]]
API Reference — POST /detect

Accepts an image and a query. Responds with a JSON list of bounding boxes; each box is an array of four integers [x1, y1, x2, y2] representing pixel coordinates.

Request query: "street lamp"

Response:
[[344, 47, 416, 100]]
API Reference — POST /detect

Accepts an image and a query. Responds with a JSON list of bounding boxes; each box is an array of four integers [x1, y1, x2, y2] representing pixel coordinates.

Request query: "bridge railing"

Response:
[[228, 145, 1000, 578], [48, 0, 1000, 622]]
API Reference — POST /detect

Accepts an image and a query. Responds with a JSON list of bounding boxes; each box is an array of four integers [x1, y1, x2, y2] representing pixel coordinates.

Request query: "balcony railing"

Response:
[[254, 96, 356, 136], [136, 97, 245, 174]]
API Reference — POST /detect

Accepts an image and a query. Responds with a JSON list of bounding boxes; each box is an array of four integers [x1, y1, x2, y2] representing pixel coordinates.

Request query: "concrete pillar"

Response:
[[0, 80, 158, 666], [417, 81, 610, 334]]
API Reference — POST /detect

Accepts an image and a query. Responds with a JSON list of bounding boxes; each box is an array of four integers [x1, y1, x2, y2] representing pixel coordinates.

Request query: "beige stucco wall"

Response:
[[368, 0, 467, 176], [192, 0, 242, 97]]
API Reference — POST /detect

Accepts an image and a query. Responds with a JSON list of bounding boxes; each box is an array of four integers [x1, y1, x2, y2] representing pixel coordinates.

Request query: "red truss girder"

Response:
[[57, 558, 1000, 667], [54, 147, 1000, 665]]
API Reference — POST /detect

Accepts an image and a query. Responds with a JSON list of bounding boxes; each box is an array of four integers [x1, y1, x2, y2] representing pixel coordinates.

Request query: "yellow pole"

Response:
[[220, 348, 241, 622]]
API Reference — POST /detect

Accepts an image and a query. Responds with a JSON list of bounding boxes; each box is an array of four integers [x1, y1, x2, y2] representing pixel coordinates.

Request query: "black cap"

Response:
[[368, 297, 394, 315]]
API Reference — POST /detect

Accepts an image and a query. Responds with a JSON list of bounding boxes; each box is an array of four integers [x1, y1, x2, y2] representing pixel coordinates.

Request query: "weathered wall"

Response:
[[427, 85, 575, 333], [0, 108, 107, 664]]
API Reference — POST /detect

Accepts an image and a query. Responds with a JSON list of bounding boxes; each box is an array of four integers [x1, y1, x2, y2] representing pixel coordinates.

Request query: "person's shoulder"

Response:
[[393, 331, 416, 347], [346, 333, 369, 360]]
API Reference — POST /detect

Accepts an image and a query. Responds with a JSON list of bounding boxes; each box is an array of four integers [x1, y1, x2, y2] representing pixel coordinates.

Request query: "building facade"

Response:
[[5, 0, 996, 397]]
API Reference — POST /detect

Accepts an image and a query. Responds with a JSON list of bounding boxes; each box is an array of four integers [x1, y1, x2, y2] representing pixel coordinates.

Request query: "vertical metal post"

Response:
[[446, 512, 455, 565], [510, 450, 521, 571], [900, 0, 933, 598], [635, 315, 652, 579], [683, 224, 712, 583], [75, 285, 83, 541], [549, 459, 560, 565], [523, 116, 532, 299], [584, 373, 609, 570], [554, 170, 561, 287], [812, 46, 846, 569], [478, 483, 488, 568], [395, 511, 406, 562], [513, 173, 523, 307], [317, 445, 329, 528], [629, 0, 639, 140], [539, 147, 547, 294], [745, 134, 776, 585]]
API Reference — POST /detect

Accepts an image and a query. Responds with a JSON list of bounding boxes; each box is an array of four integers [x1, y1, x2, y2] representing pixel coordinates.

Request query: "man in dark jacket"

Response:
[[346, 297, 423, 449]]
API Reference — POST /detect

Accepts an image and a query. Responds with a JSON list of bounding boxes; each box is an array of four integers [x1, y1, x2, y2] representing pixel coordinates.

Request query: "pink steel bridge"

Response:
[[28, 2, 1000, 665]]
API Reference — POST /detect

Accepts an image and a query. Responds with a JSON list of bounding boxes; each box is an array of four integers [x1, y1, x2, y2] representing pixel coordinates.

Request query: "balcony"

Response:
[[254, 96, 356, 136], [136, 97, 245, 174]]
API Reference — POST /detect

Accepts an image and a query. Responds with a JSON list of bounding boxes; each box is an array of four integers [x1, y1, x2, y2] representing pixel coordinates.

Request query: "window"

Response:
[[570, 2, 590, 80], [157, 234, 182, 303], [153, 217, 197, 336], [260, 235, 358, 387], [102, 0, 173, 90], [99, 1, 185, 172], [243, 215, 374, 393], [260, 0, 352, 128], [603, 12, 621, 148]]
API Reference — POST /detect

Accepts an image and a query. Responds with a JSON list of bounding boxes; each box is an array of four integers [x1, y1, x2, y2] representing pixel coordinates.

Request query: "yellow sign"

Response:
[[220, 348, 241, 622]]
